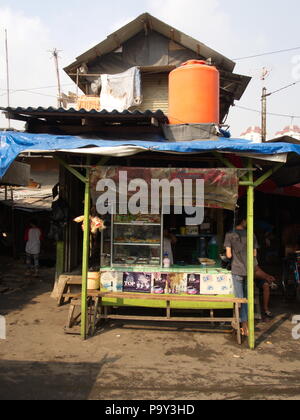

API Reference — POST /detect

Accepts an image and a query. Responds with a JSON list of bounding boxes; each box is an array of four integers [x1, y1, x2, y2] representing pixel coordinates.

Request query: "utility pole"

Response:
[[5, 29, 11, 129], [51, 48, 63, 108], [261, 87, 268, 142], [261, 80, 298, 143], [260, 67, 299, 142], [261, 68, 270, 143]]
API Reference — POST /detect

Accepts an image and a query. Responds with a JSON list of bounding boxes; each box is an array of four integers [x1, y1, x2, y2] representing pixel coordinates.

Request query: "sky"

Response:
[[0, 0, 300, 138]]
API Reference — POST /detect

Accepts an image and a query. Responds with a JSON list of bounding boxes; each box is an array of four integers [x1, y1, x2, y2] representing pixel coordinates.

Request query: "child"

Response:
[[24, 219, 42, 277]]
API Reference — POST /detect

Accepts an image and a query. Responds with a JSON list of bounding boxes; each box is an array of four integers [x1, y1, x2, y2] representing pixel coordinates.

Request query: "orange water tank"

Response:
[[168, 60, 220, 125]]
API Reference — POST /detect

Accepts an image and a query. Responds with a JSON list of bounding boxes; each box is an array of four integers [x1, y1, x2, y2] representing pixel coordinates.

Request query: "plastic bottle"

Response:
[[208, 236, 219, 260], [163, 253, 171, 268]]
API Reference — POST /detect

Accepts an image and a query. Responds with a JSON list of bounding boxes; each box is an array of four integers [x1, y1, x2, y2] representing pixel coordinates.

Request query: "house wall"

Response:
[[88, 31, 199, 76], [23, 157, 59, 187], [132, 72, 169, 114], [85, 31, 198, 114]]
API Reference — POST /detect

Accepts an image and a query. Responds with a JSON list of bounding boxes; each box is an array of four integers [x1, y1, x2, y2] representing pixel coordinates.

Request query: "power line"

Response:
[[233, 46, 300, 61], [0, 83, 74, 92], [0, 90, 58, 99], [268, 81, 300, 96], [235, 104, 300, 119]]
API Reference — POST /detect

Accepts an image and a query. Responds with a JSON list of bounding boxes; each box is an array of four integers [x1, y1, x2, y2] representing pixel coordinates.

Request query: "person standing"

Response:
[[24, 219, 42, 277], [224, 214, 259, 337]]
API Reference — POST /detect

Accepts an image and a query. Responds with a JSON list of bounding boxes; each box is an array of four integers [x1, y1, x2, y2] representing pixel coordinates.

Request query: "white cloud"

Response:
[[147, 0, 234, 54], [111, 16, 136, 32], [0, 7, 74, 129]]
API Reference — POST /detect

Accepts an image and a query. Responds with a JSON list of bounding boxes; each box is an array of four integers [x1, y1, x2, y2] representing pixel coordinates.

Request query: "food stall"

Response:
[[90, 165, 239, 311]]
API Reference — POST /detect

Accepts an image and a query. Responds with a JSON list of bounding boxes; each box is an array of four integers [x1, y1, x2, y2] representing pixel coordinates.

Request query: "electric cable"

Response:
[[233, 46, 300, 61], [235, 104, 300, 119]]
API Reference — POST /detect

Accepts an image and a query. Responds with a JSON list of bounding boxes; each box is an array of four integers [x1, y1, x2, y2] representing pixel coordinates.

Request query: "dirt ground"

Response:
[[0, 256, 300, 401]]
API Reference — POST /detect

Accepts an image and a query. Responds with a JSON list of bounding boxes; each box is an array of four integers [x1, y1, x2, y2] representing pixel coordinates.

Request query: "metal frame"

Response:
[[111, 214, 163, 268], [56, 152, 284, 348]]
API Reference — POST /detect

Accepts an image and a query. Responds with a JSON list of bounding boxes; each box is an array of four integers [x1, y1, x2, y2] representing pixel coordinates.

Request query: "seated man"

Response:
[[255, 265, 276, 320]]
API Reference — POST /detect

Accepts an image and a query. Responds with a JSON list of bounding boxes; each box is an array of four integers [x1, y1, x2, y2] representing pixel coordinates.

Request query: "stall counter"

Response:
[[99, 265, 234, 310]]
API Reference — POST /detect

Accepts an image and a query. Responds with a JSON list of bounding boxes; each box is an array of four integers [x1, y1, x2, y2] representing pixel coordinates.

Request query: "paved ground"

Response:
[[0, 257, 300, 400]]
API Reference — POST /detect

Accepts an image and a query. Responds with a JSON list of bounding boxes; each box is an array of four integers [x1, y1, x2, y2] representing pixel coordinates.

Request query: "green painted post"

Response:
[[81, 162, 91, 340], [247, 161, 255, 349]]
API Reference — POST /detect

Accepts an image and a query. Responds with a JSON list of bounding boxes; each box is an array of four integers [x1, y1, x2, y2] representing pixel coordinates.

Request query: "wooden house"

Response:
[[64, 13, 250, 123]]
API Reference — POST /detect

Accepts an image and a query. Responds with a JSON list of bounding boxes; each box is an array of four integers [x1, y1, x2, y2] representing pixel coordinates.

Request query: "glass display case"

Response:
[[110, 214, 163, 267]]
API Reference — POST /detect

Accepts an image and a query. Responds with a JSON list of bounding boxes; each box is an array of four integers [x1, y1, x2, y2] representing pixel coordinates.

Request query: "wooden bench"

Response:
[[65, 291, 247, 344], [55, 275, 82, 306]]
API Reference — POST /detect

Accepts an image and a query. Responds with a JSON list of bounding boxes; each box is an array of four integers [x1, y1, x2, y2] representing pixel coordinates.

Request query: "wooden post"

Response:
[[166, 300, 171, 319], [81, 158, 91, 340], [56, 241, 65, 278], [247, 160, 255, 349]]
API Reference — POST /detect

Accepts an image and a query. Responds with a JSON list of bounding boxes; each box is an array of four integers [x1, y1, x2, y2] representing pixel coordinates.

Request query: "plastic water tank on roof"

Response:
[[168, 60, 220, 125]]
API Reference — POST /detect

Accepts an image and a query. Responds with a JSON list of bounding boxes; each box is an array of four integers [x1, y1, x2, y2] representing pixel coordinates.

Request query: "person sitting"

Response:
[[255, 265, 276, 320]]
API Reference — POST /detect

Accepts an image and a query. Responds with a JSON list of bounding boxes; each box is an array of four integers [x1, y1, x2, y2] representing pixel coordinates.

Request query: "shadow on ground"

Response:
[[0, 354, 119, 400], [0, 257, 55, 317]]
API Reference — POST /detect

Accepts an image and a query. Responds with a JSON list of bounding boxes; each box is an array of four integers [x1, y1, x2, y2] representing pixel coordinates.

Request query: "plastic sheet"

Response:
[[2, 131, 300, 179]]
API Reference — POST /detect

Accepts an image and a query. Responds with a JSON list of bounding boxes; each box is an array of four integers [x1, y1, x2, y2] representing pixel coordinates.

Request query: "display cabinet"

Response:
[[101, 213, 163, 267]]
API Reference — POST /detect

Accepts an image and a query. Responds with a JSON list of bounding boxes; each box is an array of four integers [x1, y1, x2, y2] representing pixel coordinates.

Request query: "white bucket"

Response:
[[87, 272, 100, 290]]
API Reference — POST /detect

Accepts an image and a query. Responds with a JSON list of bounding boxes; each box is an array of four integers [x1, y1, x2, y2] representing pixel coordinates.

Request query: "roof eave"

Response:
[[64, 12, 236, 75]]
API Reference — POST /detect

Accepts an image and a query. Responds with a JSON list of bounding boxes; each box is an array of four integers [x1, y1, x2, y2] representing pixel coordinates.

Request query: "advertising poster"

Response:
[[200, 274, 233, 295], [91, 166, 238, 211], [152, 273, 168, 294], [123, 272, 152, 293], [186, 274, 201, 295], [100, 272, 123, 292], [168, 273, 187, 295]]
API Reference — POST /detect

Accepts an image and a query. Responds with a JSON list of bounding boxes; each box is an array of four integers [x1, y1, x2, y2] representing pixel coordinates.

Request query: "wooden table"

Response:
[[64, 291, 247, 344]]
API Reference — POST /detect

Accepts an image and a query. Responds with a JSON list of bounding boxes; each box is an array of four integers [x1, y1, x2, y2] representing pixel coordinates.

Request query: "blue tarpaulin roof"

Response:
[[1, 131, 300, 178]]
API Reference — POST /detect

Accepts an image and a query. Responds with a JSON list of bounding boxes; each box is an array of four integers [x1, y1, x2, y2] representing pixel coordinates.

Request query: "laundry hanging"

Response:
[[100, 67, 142, 112]]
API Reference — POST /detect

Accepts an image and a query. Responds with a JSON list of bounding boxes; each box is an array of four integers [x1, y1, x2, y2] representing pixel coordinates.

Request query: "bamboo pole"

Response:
[[247, 159, 255, 349], [81, 158, 91, 340], [54, 156, 87, 184], [253, 163, 284, 188]]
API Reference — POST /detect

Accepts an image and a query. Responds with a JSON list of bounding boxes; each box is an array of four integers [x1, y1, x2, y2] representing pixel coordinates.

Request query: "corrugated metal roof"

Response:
[[0, 187, 53, 212], [1, 107, 168, 123]]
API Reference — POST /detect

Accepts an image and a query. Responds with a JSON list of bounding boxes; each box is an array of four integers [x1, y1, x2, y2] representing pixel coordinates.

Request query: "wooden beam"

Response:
[[253, 163, 284, 188], [212, 152, 249, 181], [54, 155, 87, 184]]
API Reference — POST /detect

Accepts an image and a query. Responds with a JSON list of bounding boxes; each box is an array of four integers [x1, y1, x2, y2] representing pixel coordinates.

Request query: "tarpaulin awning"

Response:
[[2, 131, 300, 178]]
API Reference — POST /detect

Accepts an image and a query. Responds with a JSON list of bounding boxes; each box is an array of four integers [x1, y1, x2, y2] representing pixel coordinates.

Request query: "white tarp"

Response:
[[22, 146, 289, 163], [100, 67, 142, 112]]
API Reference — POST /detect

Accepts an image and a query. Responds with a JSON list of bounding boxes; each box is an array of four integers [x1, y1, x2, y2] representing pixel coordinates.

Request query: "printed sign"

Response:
[[91, 166, 238, 211], [186, 274, 201, 295], [123, 272, 152, 293], [152, 273, 168, 294], [100, 272, 123, 292]]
